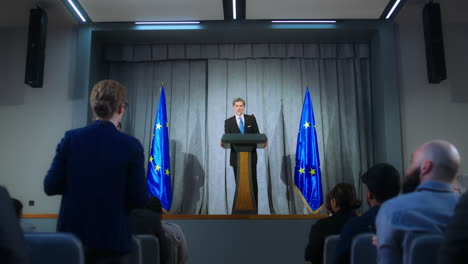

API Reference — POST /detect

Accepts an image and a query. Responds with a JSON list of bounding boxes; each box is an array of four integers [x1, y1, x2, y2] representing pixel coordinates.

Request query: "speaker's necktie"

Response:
[[238, 117, 245, 134]]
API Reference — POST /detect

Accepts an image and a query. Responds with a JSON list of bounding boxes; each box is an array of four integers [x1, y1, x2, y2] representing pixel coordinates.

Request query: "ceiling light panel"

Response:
[[77, 0, 224, 22], [247, 0, 389, 19]]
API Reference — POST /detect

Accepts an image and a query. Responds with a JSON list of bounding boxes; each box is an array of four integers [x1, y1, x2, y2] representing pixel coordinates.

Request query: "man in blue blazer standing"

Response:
[[44, 80, 148, 264]]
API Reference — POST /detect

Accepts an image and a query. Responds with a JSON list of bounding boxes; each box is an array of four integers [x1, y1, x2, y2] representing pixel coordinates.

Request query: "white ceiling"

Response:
[[77, 0, 391, 22], [247, 0, 389, 20], [77, 0, 224, 22]]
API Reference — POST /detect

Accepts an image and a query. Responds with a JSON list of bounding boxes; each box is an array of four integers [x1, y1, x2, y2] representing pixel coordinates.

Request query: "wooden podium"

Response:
[[221, 134, 267, 214]]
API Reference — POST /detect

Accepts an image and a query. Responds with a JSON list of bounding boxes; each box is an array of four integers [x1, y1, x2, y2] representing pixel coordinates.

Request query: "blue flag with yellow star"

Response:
[[294, 87, 323, 213], [147, 86, 172, 211]]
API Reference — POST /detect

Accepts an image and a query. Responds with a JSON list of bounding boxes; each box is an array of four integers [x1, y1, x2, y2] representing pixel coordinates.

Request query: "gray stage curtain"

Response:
[[104, 43, 373, 215]]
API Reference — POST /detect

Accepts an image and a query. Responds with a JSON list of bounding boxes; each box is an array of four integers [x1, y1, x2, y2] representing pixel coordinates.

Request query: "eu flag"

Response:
[[147, 86, 172, 211], [294, 87, 324, 213]]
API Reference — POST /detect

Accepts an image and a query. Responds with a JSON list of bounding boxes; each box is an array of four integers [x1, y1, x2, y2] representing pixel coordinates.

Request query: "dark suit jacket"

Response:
[[224, 114, 260, 167], [334, 205, 380, 264], [44, 120, 148, 253], [0, 186, 29, 264], [439, 192, 468, 264], [304, 209, 357, 264]]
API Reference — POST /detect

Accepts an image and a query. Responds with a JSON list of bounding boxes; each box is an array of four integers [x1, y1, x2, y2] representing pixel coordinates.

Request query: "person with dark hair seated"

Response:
[[325, 190, 334, 216], [11, 198, 36, 232], [438, 191, 468, 264], [334, 163, 401, 264], [304, 183, 361, 264], [132, 197, 188, 264], [0, 186, 29, 264], [131, 197, 169, 264]]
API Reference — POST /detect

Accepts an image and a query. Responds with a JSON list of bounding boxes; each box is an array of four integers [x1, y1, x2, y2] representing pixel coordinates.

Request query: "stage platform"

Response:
[[23, 214, 325, 264]]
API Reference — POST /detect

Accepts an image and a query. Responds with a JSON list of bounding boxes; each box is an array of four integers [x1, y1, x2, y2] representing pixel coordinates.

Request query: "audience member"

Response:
[[325, 190, 334, 216], [304, 183, 361, 264], [451, 174, 468, 194], [375, 140, 460, 264], [44, 80, 148, 264], [452, 178, 462, 194], [438, 191, 468, 264], [131, 197, 169, 264], [334, 163, 401, 264], [456, 174, 468, 193], [11, 198, 36, 232], [0, 186, 29, 264], [162, 218, 189, 264], [132, 197, 188, 264]]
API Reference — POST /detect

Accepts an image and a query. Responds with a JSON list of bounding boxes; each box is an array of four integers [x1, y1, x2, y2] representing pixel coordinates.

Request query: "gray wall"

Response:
[[396, 0, 468, 174], [0, 3, 79, 213], [23, 217, 318, 264]]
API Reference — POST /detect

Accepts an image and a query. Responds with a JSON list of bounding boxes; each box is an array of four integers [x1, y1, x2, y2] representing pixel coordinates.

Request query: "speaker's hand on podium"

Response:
[[265, 141, 269, 147], [219, 141, 223, 148]]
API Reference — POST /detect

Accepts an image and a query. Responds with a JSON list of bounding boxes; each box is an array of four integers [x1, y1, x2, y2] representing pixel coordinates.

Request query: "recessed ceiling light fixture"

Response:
[[385, 0, 401, 19], [135, 21, 201, 25], [233, 0, 237, 20], [223, 0, 244, 20], [67, 0, 86, 22], [272, 20, 337, 23]]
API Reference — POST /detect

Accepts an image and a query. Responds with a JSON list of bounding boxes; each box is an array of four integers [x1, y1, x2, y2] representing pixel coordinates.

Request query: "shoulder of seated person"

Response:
[[132, 209, 159, 215]]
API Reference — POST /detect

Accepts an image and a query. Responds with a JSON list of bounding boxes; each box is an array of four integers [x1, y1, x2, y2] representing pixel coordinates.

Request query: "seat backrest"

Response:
[[409, 234, 444, 264], [131, 235, 143, 264], [323, 234, 340, 264], [24, 232, 84, 264], [136, 234, 160, 264], [351, 233, 376, 264]]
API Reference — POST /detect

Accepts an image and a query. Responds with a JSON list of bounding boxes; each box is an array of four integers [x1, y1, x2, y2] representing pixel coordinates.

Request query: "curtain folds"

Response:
[[104, 43, 369, 62], [105, 43, 373, 215]]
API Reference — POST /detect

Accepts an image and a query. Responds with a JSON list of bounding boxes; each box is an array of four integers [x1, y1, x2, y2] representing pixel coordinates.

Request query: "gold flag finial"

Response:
[[306, 83, 310, 87], [161, 82, 165, 86]]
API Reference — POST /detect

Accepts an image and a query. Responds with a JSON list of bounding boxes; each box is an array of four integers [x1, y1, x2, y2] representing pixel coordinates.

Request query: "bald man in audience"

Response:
[[375, 140, 461, 264]]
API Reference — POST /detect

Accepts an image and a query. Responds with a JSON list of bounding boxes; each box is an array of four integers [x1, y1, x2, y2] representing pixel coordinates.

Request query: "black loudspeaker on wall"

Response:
[[25, 8, 47, 88], [423, 2, 447, 84]]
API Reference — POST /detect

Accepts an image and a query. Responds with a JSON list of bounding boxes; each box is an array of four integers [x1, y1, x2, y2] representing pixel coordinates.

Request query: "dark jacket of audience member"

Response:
[[0, 186, 29, 264], [304, 183, 361, 264], [438, 191, 468, 264], [44, 80, 148, 256], [334, 163, 401, 264], [131, 197, 169, 264]]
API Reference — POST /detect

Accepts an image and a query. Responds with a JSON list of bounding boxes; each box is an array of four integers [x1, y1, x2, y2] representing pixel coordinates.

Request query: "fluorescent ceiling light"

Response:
[[272, 20, 336, 23], [135, 21, 201, 25], [67, 0, 86, 22], [386, 0, 401, 19], [232, 0, 237, 20]]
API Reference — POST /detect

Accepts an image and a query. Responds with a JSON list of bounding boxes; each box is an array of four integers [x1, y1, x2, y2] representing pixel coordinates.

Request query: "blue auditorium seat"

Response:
[[351, 233, 376, 264], [408, 234, 444, 264], [323, 234, 340, 264], [24, 232, 84, 264]]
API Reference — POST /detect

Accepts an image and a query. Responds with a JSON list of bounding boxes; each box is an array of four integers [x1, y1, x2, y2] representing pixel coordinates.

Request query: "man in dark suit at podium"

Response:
[[224, 97, 260, 205]]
